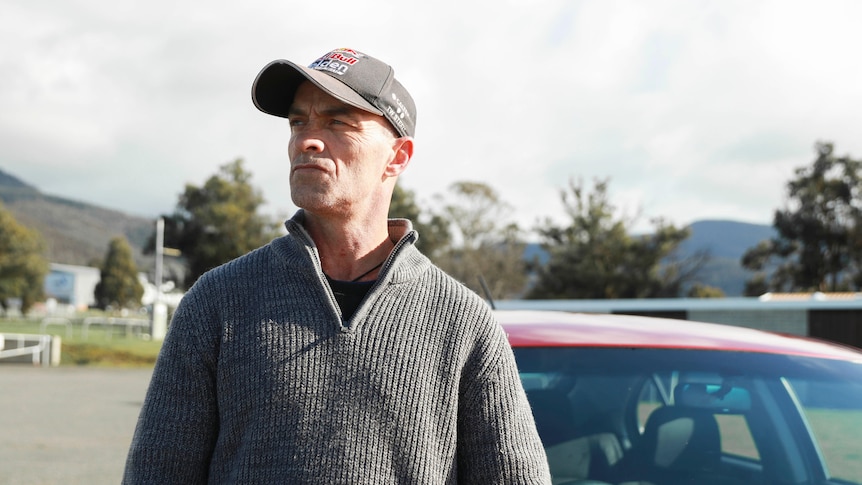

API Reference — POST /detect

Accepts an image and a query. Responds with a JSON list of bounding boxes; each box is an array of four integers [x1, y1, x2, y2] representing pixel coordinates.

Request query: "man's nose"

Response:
[[293, 131, 324, 152]]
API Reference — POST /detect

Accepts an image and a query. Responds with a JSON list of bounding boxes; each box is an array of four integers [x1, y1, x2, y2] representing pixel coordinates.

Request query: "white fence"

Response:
[[0, 333, 61, 366], [37, 316, 150, 340], [81, 317, 150, 339]]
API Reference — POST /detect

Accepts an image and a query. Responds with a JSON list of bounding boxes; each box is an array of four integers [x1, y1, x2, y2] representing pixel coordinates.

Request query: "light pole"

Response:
[[151, 218, 168, 340]]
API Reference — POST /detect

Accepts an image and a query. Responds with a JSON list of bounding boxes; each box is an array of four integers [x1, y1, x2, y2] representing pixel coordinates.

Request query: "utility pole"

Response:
[[151, 217, 168, 340]]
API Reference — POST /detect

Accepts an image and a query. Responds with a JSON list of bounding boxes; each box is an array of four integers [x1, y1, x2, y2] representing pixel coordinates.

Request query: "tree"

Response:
[[433, 181, 529, 300], [741, 142, 862, 294], [528, 178, 706, 299], [157, 159, 280, 287], [687, 284, 725, 298], [389, 183, 451, 258], [94, 236, 144, 310], [0, 203, 49, 312]]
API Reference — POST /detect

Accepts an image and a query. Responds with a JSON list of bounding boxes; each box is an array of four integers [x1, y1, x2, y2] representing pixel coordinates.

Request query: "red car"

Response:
[[499, 310, 862, 485]]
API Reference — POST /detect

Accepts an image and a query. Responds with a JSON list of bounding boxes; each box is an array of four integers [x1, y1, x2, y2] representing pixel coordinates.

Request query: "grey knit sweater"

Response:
[[123, 213, 550, 484]]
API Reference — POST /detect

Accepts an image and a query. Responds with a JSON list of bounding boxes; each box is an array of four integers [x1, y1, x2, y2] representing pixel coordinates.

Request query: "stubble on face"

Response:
[[286, 82, 398, 218]]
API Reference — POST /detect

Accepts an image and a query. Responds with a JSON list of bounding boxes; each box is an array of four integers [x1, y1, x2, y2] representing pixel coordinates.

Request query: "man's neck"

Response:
[[302, 212, 393, 282]]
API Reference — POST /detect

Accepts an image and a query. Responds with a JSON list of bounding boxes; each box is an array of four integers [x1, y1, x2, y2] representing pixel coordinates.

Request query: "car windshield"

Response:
[[514, 347, 862, 485]]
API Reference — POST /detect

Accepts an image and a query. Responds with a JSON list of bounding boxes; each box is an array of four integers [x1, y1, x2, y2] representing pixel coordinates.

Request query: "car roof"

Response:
[[496, 310, 862, 361]]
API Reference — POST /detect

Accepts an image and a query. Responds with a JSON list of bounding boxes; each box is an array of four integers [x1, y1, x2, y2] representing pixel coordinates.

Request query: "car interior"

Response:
[[515, 347, 862, 485]]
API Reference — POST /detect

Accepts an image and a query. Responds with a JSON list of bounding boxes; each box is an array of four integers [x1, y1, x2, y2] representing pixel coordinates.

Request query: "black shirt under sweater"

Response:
[[325, 276, 375, 324]]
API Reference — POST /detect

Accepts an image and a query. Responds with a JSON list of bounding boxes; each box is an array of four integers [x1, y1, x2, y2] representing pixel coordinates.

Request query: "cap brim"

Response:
[[252, 60, 383, 118]]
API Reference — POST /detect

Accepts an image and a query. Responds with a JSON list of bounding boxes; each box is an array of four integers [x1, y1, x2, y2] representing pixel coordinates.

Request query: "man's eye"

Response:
[[288, 118, 305, 127]]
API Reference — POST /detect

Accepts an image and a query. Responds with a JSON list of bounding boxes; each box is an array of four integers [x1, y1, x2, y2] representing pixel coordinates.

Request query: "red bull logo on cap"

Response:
[[333, 48, 361, 57], [309, 48, 364, 76]]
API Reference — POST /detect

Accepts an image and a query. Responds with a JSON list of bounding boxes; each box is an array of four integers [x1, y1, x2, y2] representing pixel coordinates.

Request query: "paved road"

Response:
[[0, 366, 153, 485]]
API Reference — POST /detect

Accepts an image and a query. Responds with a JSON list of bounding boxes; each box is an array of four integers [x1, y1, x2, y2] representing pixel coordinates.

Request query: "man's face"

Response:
[[286, 81, 401, 217]]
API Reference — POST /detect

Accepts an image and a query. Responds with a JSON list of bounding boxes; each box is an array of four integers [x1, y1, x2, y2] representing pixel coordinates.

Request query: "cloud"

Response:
[[1, 0, 861, 236]]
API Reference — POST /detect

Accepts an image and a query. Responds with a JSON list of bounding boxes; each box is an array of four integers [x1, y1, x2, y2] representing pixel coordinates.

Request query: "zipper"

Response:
[[289, 222, 346, 331], [342, 232, 415, 329], [288, 218, 417, 333]]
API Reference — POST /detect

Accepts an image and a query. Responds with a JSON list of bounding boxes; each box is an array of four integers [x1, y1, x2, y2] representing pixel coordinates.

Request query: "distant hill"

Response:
[[2, 167, 775, 296], [523, 220, 775, 297], [677, 220, 776, 296], [679, 220, 776, 259], [0, 168, 154, 268]]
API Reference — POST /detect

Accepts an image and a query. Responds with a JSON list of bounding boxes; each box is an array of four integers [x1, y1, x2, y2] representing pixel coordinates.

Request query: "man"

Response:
[[123, 48, 550, 484]]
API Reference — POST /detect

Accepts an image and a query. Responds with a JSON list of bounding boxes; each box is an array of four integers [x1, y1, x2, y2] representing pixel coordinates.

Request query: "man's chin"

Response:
[[290, 191, 333, 212]]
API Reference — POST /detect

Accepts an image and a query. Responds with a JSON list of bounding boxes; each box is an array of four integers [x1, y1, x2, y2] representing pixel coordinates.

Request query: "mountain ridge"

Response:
[[1, 167, 771, 295], [0, 168, 155, 268]]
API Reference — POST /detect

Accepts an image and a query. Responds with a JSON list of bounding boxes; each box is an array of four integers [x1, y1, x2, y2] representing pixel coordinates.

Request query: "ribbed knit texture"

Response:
[[123, 212, 550, 484]]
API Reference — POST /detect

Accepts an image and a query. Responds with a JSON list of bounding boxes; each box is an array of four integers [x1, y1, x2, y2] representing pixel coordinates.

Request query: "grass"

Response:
[[806, 408, 862, 481], [0, 317, 162, 367]]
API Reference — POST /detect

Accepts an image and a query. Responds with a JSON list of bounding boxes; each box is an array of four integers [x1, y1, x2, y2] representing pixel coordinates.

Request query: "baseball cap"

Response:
[[252, 48, 416, 137]]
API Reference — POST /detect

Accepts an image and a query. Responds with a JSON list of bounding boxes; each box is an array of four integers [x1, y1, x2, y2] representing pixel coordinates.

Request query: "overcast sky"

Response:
[[3, 0, 861, 236]]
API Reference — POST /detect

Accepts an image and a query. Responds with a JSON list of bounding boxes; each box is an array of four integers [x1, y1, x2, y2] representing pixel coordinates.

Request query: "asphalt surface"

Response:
[[0, 366, 153, 485]]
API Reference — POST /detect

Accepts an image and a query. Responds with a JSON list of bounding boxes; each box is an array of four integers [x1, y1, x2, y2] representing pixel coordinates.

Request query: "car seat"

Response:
[[526, 389, 623, 483], [613, 405, 722, 484]]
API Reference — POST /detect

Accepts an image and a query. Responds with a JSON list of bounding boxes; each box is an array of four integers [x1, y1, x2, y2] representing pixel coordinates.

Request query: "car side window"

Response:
[[715, 414, 759, 460], [787, 378, 862, 482], [635, 374, 666, 432]]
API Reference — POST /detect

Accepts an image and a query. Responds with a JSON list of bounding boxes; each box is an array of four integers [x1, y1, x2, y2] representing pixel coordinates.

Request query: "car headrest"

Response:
[[641, 406, 721, 470]]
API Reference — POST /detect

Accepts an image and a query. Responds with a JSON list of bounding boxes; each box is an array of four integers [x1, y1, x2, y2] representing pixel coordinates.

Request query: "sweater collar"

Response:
[[282, 210, 426, 284], [284, 210, 417, 246]]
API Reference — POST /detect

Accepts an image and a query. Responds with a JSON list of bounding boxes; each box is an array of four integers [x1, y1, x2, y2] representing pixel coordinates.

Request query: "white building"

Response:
[[43, 263, 101, 310]]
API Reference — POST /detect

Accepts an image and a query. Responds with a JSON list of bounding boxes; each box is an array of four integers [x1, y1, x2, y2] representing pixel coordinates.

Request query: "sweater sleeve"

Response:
[[122, 285, 220, 484], [456, 319, 551, 484]]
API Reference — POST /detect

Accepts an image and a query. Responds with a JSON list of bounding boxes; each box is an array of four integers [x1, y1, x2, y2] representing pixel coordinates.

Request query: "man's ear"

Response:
[[385, 137, 414, 177]]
